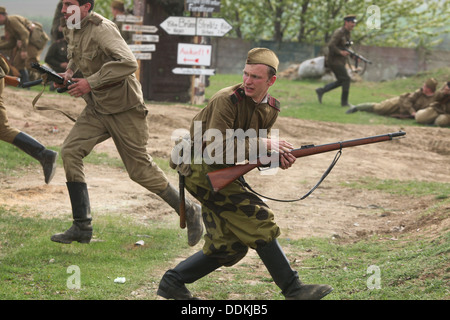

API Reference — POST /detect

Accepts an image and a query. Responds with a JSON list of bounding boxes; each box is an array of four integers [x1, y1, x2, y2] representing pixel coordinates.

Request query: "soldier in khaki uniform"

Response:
[[157, 48, 333, 300], [415, 82, 450, 127], [51, 0, 202, 246], [316, 15, 357, 107], [0, 55, 57, 184], [346, 78, 438, 117], [0, 7, 47, 81]]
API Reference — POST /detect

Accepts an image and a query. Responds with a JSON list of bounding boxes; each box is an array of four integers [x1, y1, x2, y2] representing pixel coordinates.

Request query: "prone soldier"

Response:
[[346, 78, 438, 118], [415, 81, 450, 127]]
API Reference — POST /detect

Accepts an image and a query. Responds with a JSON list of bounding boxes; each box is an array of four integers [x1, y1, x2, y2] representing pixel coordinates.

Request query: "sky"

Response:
[[1, 0, 59, 17]]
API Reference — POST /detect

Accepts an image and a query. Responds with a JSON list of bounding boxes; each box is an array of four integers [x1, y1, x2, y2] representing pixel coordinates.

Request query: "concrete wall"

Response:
[[211, 38, 449, 82]]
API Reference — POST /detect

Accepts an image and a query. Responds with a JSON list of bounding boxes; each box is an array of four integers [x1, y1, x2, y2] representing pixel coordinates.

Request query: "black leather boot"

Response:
[[51, 182, 92, 244], [341, 90, 354, 107], [256, 239, 333, 300], [157, 251, 222, 300], [12, 132, 58, 184], [157, 183, 203, 246], [315, 82, 340, 104]]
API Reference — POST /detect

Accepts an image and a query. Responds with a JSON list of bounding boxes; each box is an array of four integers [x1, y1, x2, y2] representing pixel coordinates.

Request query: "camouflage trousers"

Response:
[[185, 160, 280, 266]]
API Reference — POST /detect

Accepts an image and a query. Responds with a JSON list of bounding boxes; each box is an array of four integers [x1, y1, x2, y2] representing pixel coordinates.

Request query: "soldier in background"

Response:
[[415, 81, 450, 127], [315, 15, 357, 107], [0, 54, 57, 184], [111, 0, 133, 44], [0, 6, 48, 81], [346, 78, 438, 118]]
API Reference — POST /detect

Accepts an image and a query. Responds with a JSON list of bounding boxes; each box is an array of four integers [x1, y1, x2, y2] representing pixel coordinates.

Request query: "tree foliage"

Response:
[[219, 0, 450, 49]]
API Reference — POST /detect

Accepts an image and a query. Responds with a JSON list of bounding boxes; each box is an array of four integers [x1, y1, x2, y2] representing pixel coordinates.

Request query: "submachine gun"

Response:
[[343, 41, 372, 72], [31, 62, 74, 93]]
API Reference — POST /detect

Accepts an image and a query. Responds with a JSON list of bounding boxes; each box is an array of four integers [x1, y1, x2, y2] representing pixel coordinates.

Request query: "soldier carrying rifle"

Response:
[[157, 48, 333, 300]]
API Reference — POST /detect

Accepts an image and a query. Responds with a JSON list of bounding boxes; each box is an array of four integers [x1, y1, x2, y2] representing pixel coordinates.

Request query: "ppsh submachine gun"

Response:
[[31, 62, 74, 93], [342, 40, 372, 73]]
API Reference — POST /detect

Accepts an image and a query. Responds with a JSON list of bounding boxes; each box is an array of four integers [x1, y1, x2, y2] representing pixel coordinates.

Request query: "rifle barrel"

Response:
[[206, 131, 405, 192]]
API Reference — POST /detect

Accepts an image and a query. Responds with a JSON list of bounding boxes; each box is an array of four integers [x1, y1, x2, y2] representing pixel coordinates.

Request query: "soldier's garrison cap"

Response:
[[0, 6, 6, 14], [425, 78, 438, 92], [246, 48, 279, 72]]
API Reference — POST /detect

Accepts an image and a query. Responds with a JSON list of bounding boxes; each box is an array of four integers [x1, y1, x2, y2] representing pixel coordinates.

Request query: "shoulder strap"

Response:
[[230, 87, 245, 104]]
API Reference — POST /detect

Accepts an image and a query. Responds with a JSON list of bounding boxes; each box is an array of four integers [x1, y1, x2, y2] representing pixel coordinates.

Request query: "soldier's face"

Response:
[[62, 0, 91, 21], [344, 20, 356, 31], [243, 64, 276, 103]]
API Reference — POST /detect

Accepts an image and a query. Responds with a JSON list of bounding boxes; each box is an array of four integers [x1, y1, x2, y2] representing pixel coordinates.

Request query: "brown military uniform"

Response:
[[0, 55, 20, 143], [415, 84, 450, 127], [61, 12, 168, 193], [0, 15, 44, 79], [373, 88, 435, 116], [185, 84, 281, 265], [316, 25, 353, 106]]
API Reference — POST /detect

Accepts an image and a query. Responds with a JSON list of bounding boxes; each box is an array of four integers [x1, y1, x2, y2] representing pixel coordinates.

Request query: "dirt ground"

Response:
[[1, 86, 449, 298]]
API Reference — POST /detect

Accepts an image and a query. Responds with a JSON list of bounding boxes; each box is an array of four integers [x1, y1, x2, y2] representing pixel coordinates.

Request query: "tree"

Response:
[[219, 0, 450, 50]]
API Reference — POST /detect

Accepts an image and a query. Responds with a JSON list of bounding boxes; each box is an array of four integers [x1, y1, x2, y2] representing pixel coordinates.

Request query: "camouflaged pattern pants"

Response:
[[185, 160, 280, 266]]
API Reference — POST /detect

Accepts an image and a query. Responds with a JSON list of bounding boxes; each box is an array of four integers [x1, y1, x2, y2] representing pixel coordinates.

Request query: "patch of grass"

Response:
[[277, 232, 450, 300], [342, 176, 450, 199], [0, 205, 188, 300]]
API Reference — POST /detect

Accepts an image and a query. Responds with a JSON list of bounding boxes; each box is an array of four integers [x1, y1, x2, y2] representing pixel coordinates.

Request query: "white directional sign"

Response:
[[196, 18, 232, 37], [160, 17, 196, 36], [132, 34, 160, 42], [172, 68, 215, 76], [122, 24, 158, 33], [134, 53, 152, 60], [116, 15, 143, 23], [177, 43, 212, 66], [128, 44, 156, 52], [160, 17, 232, 37]]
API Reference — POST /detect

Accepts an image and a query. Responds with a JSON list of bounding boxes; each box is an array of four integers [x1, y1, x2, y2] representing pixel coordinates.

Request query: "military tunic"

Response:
[[185, 84, 281, 266], [373, 88, 434, 116], [0, 15, 42, 74], [0, 55, 20, 143], [61, 12, 168, 193], [415, 85, 450, 127]]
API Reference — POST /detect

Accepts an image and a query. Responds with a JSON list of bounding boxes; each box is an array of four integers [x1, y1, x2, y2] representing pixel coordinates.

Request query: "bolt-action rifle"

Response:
[[206, 131, 406, 193], [31, 62, 74, 93], [4, 75, 43, 88]]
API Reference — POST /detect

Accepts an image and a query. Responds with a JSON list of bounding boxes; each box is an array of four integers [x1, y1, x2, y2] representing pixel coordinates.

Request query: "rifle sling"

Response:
[[239, 148, 342, 202], [32, 78, 77, 123]]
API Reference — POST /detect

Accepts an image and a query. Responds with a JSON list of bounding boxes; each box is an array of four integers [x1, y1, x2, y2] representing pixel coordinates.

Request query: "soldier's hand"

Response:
[[68, 78, 91, 97], [280, 152, 296, 170], [341, 50, 350, 57]]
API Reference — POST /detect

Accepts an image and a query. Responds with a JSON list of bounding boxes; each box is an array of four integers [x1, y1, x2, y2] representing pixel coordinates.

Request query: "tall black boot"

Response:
[[315, 81, 340, 104], [157, 251, 222, 300], [256, 239, 333, 300], [51, 182, 93, 244], [157, 183, 203, 246], [12, 132, 58, 184], [341, 90, 354, 107]]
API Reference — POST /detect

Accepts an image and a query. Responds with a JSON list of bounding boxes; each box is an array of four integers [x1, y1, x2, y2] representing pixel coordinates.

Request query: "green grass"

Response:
[[0, 205, 188, 300]]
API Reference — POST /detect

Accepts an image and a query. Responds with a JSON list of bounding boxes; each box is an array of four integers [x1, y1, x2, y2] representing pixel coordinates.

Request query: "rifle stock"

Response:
[[4, 75, 43, 88], [206, 131, 406, 192]]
